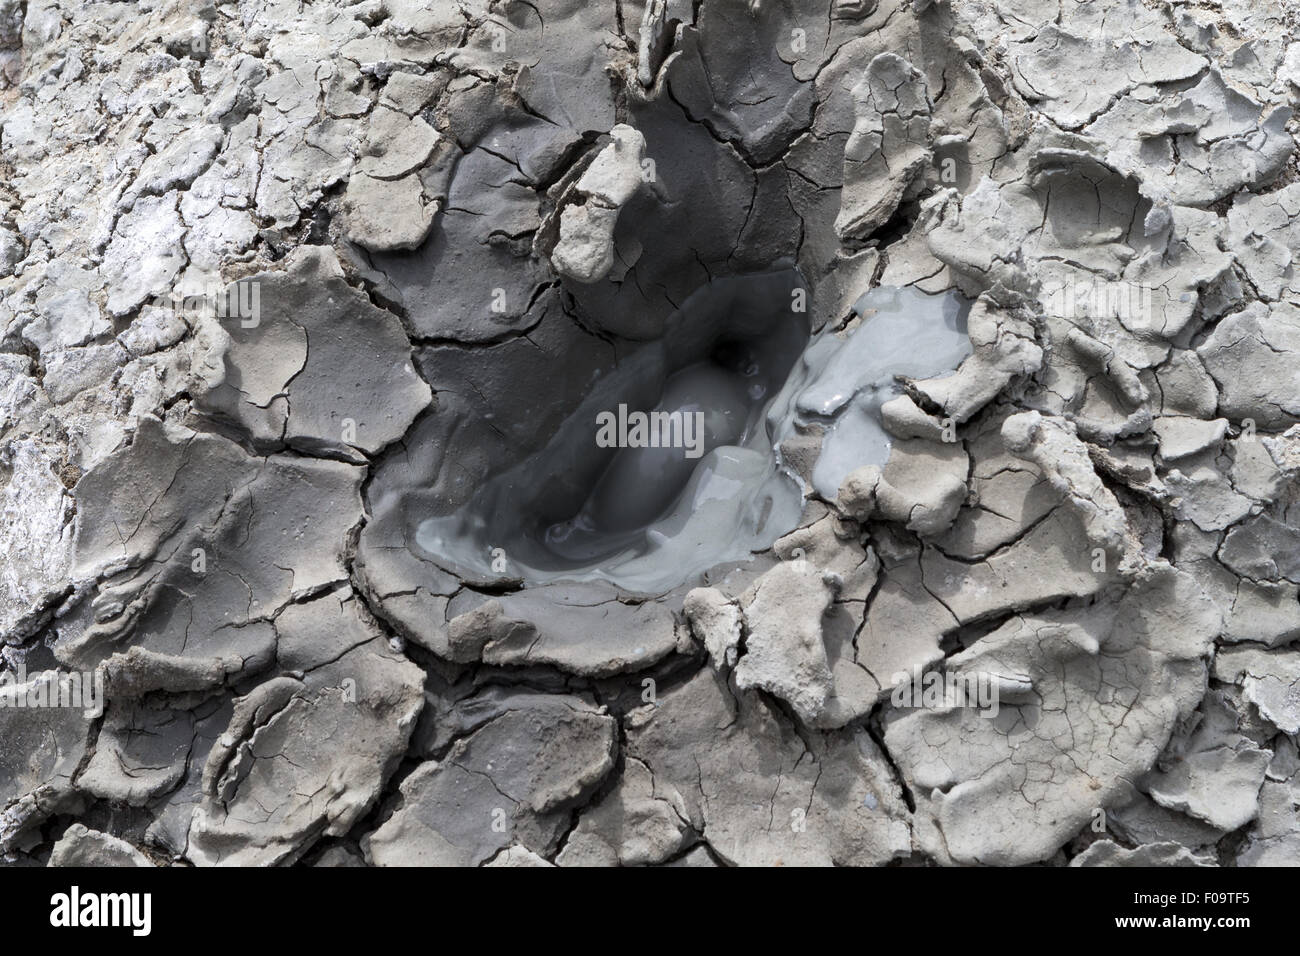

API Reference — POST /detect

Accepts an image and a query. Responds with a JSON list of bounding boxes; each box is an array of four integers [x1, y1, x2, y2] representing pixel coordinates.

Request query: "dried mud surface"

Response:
[[2, 0, 1300, 867]]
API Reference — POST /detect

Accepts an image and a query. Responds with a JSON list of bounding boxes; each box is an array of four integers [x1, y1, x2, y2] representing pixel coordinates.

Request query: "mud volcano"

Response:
[[417, 270, 809, 591]]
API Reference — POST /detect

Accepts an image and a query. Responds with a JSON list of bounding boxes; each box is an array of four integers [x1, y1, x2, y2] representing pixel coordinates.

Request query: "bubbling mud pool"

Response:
[[416, 275, 971, 593]]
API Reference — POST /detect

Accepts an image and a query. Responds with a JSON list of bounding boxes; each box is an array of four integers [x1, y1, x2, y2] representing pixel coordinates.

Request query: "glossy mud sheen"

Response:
[[789, 285, 972, 498]]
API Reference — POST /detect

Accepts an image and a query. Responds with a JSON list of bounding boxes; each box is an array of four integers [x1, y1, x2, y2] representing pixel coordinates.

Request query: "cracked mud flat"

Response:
[[2, 0, 1300, 869]]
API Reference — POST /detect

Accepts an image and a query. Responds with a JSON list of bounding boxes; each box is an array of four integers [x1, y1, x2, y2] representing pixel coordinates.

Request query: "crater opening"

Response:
[[414, 276, 972, 593], [416, 269, 810, 592]]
